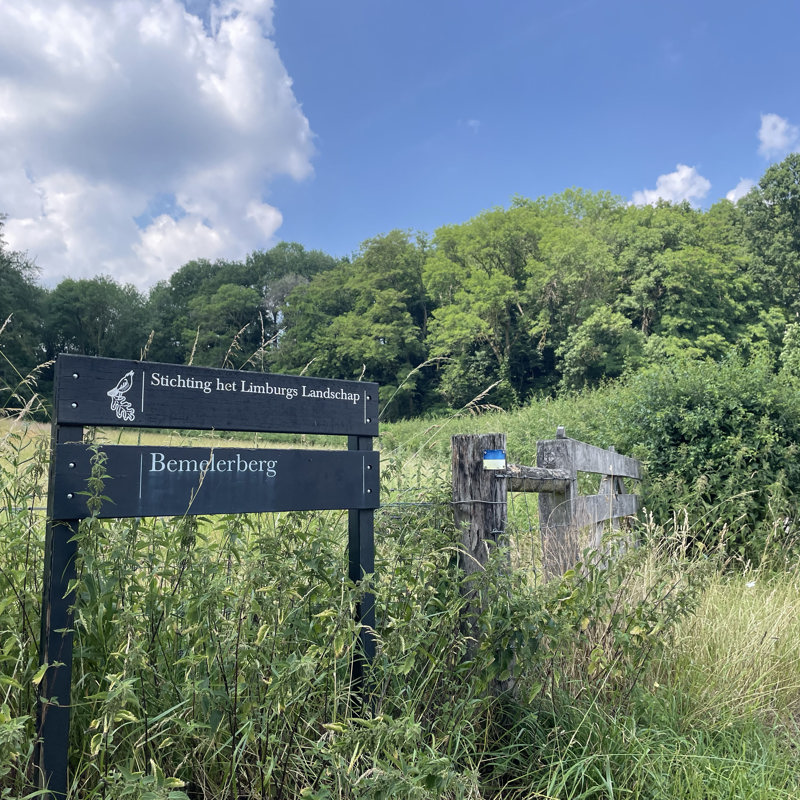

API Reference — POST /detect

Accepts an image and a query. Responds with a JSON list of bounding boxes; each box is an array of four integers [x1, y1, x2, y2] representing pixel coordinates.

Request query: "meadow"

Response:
[[2, 357, 800, 798]]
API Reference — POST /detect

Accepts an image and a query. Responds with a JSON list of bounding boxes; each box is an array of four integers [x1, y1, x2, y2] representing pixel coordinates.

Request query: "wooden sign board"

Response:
[[52, 445, 379, 519], [38, 354, 380, 800], [54, 354, 379, 436]]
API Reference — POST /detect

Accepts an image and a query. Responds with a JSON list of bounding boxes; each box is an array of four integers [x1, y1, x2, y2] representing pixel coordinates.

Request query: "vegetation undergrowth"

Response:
[[2, 365, 800, 797]]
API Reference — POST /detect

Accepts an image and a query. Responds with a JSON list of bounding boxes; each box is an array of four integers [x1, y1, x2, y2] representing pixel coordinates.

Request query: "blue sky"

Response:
[[1, 0, 799, 288], [271, 0, 800, 255]]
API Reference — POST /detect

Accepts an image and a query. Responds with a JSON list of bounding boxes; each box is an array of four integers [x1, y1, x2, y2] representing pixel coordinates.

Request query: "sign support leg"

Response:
[[348, 435, 376, 695], [35, 423, 82, 800], [35, 519, 79, 800]]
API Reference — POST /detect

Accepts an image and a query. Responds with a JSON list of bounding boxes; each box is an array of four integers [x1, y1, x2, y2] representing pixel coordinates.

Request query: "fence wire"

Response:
[[379, 479, 546, 587]]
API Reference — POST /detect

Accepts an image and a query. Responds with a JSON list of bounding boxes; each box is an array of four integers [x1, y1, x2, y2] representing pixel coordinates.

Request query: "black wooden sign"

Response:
[[55, 354, 379, 436], [37, 355, 379, 800], [52, 444, 379, 518]]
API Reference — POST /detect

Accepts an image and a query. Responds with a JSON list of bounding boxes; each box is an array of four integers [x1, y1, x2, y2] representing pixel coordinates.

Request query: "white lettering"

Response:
[[149, 371, 211, 393], [239, 379, 299, 399], [146, 451, 277, 479], [301, 385, 361, 405]]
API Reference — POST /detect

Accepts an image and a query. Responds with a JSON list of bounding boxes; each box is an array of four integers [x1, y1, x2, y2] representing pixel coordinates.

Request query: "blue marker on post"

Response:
[[483, 449, 506, 470]]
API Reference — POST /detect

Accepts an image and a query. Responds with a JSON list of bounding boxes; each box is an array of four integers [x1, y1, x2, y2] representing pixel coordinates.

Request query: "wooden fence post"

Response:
[[451, 433, 508, 576], [451, 434, 508, 656], [537, 426, 578, 580]]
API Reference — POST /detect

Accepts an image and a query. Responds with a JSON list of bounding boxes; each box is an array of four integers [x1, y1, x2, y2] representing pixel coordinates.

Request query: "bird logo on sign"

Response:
[[107, 370, 135, 421]]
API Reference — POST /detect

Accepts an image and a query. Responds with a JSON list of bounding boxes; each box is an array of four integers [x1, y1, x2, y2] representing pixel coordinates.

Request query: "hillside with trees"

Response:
[[2, 154, 800, 419], [3, 157, 800, 799]]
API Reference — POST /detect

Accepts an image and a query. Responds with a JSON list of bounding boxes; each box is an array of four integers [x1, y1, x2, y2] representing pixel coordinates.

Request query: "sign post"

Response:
[[348, 433, 376, 692], [35, 355, 379, 799]]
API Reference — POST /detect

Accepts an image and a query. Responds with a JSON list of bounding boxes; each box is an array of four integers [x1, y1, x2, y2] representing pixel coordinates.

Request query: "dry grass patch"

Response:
[[656, 570, 800, 729]]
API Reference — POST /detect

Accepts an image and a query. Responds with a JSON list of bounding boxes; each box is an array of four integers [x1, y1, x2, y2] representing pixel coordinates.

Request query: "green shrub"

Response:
[[598, 353, 800, 564]]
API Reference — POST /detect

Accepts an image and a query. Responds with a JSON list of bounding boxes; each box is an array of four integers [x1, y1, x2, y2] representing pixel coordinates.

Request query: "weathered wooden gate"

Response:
[[452, 428, 641, 580]]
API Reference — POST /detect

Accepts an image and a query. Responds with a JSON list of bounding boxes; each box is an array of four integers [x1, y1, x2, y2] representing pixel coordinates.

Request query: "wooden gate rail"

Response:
[[524, 426, 640, 578]]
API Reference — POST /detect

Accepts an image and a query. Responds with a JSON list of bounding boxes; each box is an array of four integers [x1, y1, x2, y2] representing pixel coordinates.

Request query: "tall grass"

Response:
[[660, 569, 800, 729], [2, 368, 800, 797], [515, 524, 800, 799]]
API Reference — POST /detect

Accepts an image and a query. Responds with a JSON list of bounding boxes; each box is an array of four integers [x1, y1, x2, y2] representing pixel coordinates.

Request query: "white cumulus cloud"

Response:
[[632, 164, 711, 207], [0, 0, 314, 289], [725, 178, 756, 203], [758, 113, 799, 158]]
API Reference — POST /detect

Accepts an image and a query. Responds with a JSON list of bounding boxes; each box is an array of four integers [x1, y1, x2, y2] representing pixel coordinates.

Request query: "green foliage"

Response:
[[45, 276, 149, 361], [276, 231, 433, 418], [0, 421, 48, 796], [0, 219, 48, 409], [589, 353, 800, 563], [146, 244, 338, 367], [3, 387, 800, 796], [426, 202, 550, 403], [558, 306, 645, 389], [435, 349, 516, 409], [779, 322, 800, 379], [527, 221, 619, 361], [536, 531, 709, 698], [185, 282, 261, 366], [740, 153, 800, 317]]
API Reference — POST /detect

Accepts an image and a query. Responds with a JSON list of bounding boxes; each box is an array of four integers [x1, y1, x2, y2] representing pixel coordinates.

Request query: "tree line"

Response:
[[2, 153, 800, 419]]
